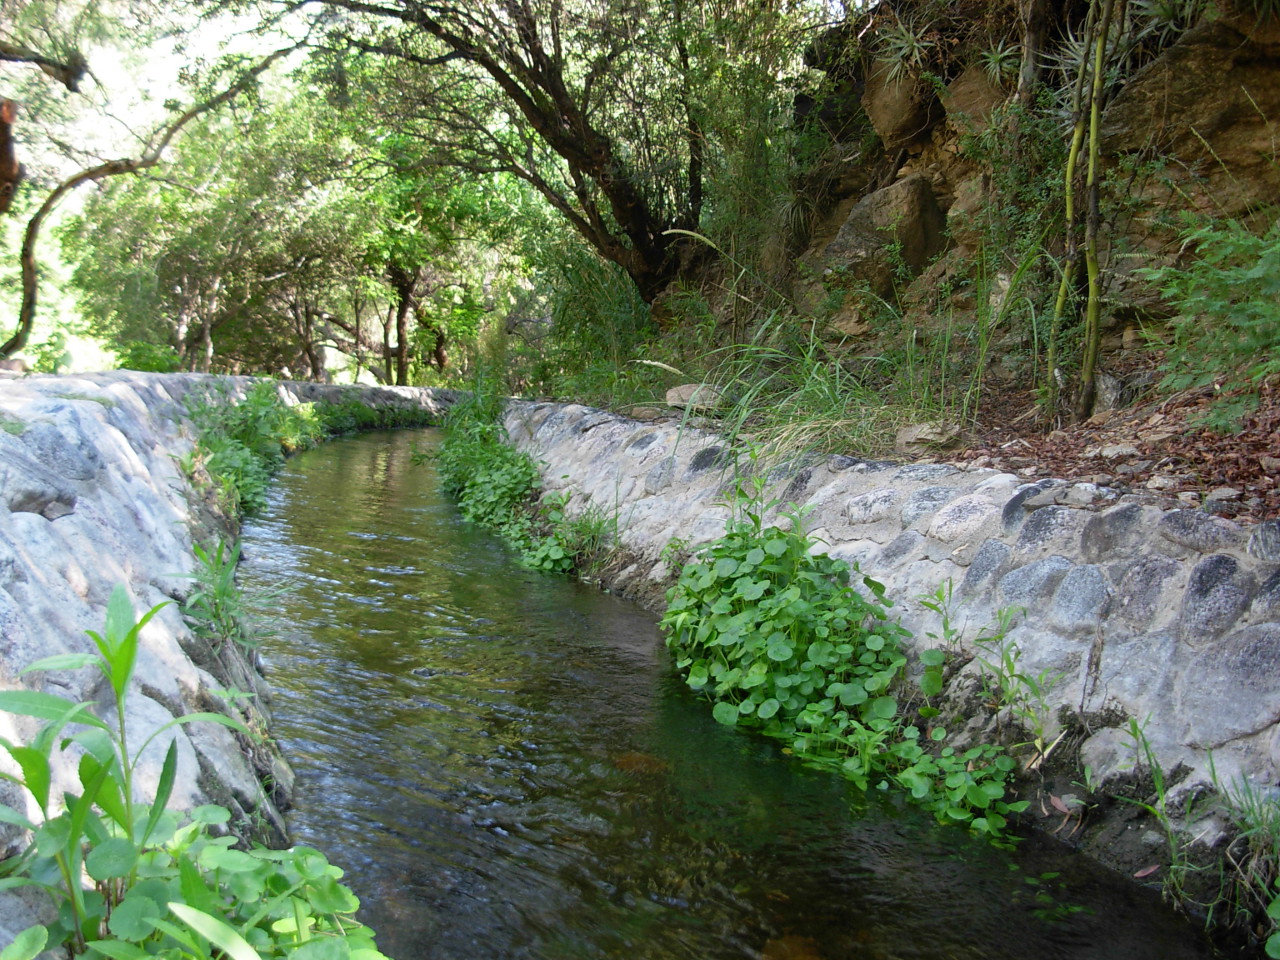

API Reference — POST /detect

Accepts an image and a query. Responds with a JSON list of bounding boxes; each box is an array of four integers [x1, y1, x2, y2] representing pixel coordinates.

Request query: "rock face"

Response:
[[1100, 17, 1280, 219], [0, 371, 454, 941], [803, 174, 949, 331], [505, 401, 1280, 847], [792, 6, 1279, 340]]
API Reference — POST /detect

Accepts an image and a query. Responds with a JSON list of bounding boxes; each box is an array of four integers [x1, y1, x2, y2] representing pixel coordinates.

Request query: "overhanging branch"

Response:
[[0, 43, 304, 358]]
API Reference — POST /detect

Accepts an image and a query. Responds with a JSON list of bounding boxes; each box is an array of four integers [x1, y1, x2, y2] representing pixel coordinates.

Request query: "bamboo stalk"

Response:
[[1076, 0, 1118, 422], [1044, 1, 1098, 422]]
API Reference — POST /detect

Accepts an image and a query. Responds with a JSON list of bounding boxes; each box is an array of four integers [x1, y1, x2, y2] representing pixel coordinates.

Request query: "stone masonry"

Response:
[[0, 371, 454, 941], [505, 401, 1280, 822]]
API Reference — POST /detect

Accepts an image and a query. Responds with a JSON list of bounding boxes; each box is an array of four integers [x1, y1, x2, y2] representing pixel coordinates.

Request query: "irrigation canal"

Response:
[[239, 429, 1218, 960]]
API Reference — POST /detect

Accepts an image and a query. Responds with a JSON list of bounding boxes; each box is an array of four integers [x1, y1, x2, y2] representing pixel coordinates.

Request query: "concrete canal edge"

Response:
[[0, 370, 456, 940], [506, 398, 1280, 922]]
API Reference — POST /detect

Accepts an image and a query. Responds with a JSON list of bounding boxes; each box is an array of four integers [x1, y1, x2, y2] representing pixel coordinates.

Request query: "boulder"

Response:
[[941, 65, 1007, 131], [861, 62, 943, 148], [816, 174, 948, 305], [665, 383, 725, 412], [894, 420, 962, 454]]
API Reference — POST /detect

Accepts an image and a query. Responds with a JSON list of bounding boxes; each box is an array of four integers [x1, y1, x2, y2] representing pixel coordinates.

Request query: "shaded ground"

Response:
[[955, 375, 1280, 524]]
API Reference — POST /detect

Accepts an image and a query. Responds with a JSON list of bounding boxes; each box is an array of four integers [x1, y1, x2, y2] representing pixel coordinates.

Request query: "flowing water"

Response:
[[240, 430, 1218, 960]]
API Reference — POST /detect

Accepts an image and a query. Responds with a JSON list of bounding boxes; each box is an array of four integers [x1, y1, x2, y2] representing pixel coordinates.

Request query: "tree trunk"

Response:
[[1016, 0, 1052, 109], [1074, 0, 1117, 423], [387, 263, 418, 386], [432, 325, 447, 371], [382, 305, 394, 384], [303, 306, 326, 382]]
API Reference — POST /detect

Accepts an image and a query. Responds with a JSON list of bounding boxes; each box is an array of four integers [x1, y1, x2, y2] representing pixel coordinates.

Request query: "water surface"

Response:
[[240, 430, 1217, 960]]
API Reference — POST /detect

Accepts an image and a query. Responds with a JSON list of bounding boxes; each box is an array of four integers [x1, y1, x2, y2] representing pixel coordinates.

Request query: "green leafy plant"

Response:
[[0, 586, 388, 958], [186, 383, 308, 516], [430, 403, 542, 532], [969, 608, 1064, 767], [521, 491, 618, 577], [971, 607, 1028, 710], [183, 539, 256, 654], [1140, 216, 1280, 430], [426, 378, 618, 580], [918, 580, 962, 654], [114, 341, 182, 373], [660, 475, 1027, 838]]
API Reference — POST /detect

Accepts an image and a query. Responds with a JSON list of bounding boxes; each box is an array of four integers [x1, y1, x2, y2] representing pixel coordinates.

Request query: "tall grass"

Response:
[[515, 241, 657, 405], [700, 316, 945, 460]]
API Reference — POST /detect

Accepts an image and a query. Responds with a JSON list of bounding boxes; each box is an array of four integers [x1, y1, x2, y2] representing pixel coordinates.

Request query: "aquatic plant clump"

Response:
[[660, 477, 1027, 839]]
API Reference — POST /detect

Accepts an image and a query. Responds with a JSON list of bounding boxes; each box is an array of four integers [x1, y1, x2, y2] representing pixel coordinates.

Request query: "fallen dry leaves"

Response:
[[955, 379, 1280, 523]]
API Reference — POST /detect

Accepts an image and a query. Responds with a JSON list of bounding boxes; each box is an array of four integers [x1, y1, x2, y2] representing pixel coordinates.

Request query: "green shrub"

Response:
[[1142, 215, 1280, 430], [187, 383, 313, 515], [115, 341, 183, 373], [660, 476, 1026, 838], [0, 586, 388, 959]]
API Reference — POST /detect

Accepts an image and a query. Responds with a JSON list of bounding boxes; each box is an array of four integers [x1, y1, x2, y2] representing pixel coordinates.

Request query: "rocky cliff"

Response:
[[779, 1, 1279, 399]]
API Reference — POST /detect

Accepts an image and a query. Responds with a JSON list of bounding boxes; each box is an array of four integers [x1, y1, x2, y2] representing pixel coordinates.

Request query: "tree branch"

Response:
[[1, 43, 304, 358], [0, 40, 88, 91]]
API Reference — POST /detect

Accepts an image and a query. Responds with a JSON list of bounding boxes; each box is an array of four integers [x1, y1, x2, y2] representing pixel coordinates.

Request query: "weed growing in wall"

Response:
[[182, 539, 258, 656], [0, 586, 389, 959], [660, 477, 1027, 839], [424, 384, 618, 579]]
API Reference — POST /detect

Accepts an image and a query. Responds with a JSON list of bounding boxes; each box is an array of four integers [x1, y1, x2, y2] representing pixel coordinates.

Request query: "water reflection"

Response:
[[240, 430, 1217, 960]]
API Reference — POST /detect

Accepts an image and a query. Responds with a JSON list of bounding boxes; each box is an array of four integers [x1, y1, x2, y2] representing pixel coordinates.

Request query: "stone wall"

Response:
[[0, 370, 454, 940], [506, 401, 1280, 842]]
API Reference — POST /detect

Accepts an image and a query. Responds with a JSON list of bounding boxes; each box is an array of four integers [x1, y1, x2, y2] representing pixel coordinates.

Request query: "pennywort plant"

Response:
[[520, 491, 619, 577], [0, 586, 388, 959], [424, 381, 618, 579], [660, 477, 1027, 839]]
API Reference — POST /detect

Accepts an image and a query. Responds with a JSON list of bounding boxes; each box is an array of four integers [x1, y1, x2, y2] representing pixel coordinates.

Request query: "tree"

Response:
[[305, 0, 757, 303], [62, 78, 518, 381], [1, 44, 304, 360]]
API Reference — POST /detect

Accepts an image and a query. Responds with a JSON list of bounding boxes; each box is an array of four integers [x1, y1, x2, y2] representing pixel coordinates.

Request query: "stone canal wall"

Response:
[[0, 371, 454, 940], [506, 400, 1280, 854]]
